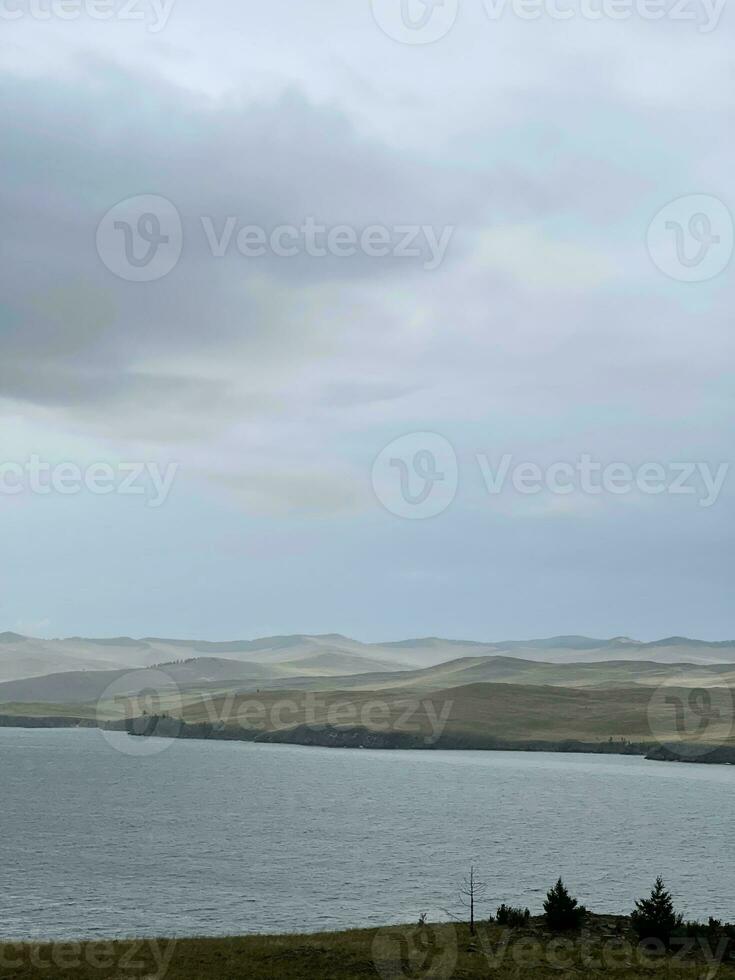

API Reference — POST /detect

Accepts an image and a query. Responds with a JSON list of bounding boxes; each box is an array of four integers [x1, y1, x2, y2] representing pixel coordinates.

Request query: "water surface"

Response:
[[1, 727, 732, 940]]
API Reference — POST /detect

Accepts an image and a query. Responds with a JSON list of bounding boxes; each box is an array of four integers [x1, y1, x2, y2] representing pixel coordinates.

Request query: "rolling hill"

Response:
[[153, 680, 735, 747], [0, 649, 408, 705], [2, 646, 735, 708], [319, 655, 735, 693], [1, 631, 734, 695]]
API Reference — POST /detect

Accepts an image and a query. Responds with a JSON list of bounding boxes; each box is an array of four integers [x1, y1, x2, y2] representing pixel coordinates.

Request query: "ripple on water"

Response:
[[1, 728, 734, 940]]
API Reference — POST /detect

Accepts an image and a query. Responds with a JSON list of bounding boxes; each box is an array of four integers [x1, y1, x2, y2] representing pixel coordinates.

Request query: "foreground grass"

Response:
[[2, 919, 735, 979]]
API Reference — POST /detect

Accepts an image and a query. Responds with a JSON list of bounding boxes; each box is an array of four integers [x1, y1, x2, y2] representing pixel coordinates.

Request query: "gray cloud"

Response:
[[0, 7, 732, 639], [0, 65, 482, 426]]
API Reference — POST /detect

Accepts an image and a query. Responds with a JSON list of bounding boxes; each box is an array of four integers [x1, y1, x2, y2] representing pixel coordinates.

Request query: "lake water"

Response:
[[1, 727, 733, 940]]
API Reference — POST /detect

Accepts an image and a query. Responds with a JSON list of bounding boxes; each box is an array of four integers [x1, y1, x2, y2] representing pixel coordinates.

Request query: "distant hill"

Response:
[[0, 650, 406, 705], [163, 680, 735, 746], [0, 630, 734, 690], [496, 635, 631, 651], [3, 648, 735, 710], [356, 656, 735, 693], [470, 637, 735, 667], [0, 641, 132, 683], [277, 651, 405, 676], [4, 658, 735, 751], [0, 656, 332, 705]]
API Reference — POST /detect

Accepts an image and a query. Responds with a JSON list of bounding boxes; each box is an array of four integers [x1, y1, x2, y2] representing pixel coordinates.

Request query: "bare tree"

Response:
[[458, 865, 486, 935]]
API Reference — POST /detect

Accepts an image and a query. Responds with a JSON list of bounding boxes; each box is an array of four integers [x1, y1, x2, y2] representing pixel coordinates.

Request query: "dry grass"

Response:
[[2, 919, 734, 979], [173, 681, 735, 745]]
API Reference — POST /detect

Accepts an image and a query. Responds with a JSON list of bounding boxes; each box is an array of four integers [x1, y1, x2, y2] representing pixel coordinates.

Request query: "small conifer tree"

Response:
[[543, 878, 587, 931], [630, 877, 682, 947]]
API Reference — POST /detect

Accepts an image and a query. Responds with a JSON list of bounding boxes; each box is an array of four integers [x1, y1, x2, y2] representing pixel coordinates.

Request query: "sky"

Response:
[[0, 0, 732, 642]]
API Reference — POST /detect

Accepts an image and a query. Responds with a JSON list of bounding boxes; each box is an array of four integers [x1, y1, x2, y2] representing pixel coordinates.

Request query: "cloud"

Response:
[[476, 224, 618, 289], [2, 54, 731, 517], [0, 66, 477, 430], [0, 9, 732, 638]]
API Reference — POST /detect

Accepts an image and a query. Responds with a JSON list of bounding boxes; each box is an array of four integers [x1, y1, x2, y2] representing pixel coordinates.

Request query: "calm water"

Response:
[[1, 727, 733, 940]]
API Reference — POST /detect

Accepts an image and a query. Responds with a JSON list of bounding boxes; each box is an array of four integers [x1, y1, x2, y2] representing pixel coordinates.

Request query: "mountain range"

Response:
[[1, 631, 734, 709], [2, 630, 735, 678]]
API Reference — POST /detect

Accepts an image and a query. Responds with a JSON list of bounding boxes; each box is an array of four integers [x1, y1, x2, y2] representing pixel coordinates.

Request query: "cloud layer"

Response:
[[0, 1, 732, 639]]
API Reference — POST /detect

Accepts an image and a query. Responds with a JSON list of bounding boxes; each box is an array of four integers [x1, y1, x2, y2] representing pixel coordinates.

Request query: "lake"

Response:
[[1, 727, 732, 941]]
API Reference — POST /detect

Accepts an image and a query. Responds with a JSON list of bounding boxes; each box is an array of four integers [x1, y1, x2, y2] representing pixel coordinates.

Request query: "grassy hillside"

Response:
[[4, 649, 735, 708], [1, 919, 733, 979], [0, 653, 406, 706], [0, 701, 99, 719], [168, 680, 735, 745], [296, 656, 735, 694], [4, 678, 735, 749]]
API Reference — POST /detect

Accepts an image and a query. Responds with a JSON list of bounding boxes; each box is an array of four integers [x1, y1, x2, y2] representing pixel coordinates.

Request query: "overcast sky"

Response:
[[0, 0, 732, 641]]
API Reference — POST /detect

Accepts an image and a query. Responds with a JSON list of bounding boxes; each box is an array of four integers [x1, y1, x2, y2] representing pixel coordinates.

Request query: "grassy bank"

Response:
[[4, 678, 735, 763], [2, 917, 734, 979]]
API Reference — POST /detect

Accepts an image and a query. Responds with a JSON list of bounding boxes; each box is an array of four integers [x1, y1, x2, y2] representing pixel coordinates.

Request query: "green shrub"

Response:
[[675, 916, 735, 945], [543, 878, 587, 931], [495, 904, 530, 927]]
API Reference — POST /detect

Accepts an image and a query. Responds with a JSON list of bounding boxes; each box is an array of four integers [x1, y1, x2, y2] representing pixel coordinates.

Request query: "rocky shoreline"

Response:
[[3, 713, 735, 764]]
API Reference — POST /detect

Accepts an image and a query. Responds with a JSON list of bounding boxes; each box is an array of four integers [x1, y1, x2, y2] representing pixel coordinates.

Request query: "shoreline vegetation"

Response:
[[3, 882, 735, 979], [2, 712, 735, 764]]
